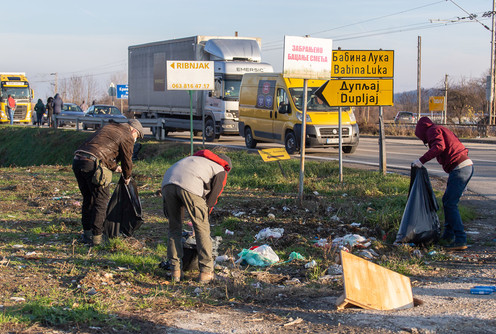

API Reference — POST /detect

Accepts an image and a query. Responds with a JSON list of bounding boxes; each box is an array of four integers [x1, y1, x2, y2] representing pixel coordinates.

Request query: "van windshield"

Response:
[[289, 87, 347, 112]]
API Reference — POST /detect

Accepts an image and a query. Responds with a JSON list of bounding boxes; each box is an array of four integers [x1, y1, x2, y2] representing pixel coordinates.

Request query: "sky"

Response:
[[2, 0, 494, 100]]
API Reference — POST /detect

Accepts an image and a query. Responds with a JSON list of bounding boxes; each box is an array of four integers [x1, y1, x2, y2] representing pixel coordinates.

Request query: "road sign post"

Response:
[[283, 35, 333, 205], [317, 50, 394, 176], [166, 61, 214, 155]]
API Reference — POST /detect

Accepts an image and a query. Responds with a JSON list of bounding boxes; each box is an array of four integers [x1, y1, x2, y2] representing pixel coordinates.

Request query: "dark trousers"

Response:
[[72, 158, 110, 235]]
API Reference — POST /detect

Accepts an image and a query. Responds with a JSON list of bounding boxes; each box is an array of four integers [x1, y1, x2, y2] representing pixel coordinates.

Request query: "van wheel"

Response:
[[285, 131, 298, 154], [342, 146, 357, 154], [244, 127, 257, 149], [204, 118, 216, 142]]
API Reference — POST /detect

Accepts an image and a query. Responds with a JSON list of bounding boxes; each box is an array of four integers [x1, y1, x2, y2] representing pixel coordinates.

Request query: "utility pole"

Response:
[[417, 36, 422, 120], [444, 74, 448, 124], [50, 72, 58, 94], [491, 0, 496, 125]]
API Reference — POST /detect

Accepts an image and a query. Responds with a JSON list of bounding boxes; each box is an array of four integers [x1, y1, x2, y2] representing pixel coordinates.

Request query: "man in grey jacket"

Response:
[[162, 150, 232, 283]]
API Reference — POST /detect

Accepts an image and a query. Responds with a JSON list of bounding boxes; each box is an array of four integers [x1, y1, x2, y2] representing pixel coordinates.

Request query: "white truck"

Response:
[[128, 35, 273, 141]]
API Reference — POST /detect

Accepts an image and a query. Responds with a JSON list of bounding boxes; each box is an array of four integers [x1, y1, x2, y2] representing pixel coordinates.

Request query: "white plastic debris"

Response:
[[267, 213, 276, 219], [330, 215, 341, 222], [332, 234, 368, 248], [232, 211, 245, 217], [314, 238, 329, 248], [328, 264, 343, 275], [10, 297, 25, 302], [215, 255, 230, 262], [255, 227, 284, 240], [305, 260, 317, 268], [225, 229, 234, 236]]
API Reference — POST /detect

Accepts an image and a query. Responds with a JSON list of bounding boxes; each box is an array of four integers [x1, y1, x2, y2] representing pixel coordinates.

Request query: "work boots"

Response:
[[198, 272, 214, 284], [81, 230, 92, 244], [171, 270, 182, 282], [92, 234, 103, 246]]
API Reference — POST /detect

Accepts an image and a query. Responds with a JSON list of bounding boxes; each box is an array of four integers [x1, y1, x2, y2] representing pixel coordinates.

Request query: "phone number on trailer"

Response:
[[171, 83, 212, 89]]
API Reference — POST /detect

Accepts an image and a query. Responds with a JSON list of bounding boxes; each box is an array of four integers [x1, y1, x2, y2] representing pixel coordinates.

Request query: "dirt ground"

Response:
[[1, 168, 495, 334]]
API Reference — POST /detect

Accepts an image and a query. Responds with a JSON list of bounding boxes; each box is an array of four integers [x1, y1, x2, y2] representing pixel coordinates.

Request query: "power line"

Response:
[[449, 0, 491, 31]]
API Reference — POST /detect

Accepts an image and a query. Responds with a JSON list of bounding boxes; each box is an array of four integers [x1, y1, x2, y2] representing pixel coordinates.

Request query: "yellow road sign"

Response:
[[316, 79, 394, 107], [258, 148, 290, 162], [332, 50, 394, 78], [429, 96, 445, 111]]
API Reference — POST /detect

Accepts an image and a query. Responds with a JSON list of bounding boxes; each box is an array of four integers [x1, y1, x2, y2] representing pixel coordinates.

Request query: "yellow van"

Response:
[[238, 73, 359, 154]]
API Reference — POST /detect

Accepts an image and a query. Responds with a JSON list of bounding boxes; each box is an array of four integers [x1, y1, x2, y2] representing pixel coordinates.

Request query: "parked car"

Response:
[[58, 103, 84, 127], [394, 111, 416, 124], [82, 105, 127, 130]]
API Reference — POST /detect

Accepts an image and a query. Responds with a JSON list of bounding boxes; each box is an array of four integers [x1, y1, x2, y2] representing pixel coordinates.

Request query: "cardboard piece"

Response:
[[337, 250, 414, 311]]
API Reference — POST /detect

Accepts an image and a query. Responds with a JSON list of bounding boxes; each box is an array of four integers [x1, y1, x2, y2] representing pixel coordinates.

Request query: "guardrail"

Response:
[[53, 115, 167, 139]]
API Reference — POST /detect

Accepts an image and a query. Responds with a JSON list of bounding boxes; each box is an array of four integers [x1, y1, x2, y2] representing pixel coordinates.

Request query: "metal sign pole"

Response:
[[189, 90, 194, 156], [338, 107, 343, 182], [298, 79, 308, 205], [379, 106, 387, 175]]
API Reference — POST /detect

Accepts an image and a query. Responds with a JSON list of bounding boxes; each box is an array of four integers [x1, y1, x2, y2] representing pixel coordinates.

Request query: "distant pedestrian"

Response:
[[161, 150, 232, 283], [412, 117, 474, 251], [34, 99, 46, 127], [6, 94, 16, 125], [72, 119, 144, 246], [80, 100, 88, 111], [92, 100, 96, 106], [52, 93, 64, 126], [46, 97, 54, 127]]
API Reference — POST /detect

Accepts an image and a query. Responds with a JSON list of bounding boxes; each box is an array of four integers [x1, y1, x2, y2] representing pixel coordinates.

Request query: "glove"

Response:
[[412, 159, 423, 168]]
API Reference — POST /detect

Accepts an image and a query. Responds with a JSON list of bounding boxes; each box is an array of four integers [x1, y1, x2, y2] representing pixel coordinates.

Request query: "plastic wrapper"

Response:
[[237, 244, 279, 266]]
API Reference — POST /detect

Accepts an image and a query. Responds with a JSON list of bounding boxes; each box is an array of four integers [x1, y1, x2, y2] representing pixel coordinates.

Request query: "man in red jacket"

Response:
[[162, 150, 232, 283], [413, 117, 473, 250]]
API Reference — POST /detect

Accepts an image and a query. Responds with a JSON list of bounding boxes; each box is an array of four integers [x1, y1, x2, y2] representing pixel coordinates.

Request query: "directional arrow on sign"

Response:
[[315, 79, 393, 107]]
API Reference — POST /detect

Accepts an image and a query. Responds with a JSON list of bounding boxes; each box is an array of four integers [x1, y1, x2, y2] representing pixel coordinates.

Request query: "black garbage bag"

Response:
[[104, 176, 143, 238], [158, 235, 222, 272], [394, 166, 440, 245]]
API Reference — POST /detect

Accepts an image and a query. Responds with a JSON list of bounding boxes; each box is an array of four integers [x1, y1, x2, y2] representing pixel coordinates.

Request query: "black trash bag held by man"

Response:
[[104, 176, 143, 238], [394, 166, 440, 245]]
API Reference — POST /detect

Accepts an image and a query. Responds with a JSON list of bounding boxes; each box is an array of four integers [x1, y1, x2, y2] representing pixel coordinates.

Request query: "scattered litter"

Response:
[[313, 191, 319, 195], [465, 230, 480, 235], [359, 250, 376, 260], [470, 287, 494, 295], [10, 297, 25, 302], [328, 264, 343, 275], [251, 282, 262, 289], [350, 222, 361, 227], [232, 211, 245, 217], [215, 255, 230, 262], [193, 287, 202, 295], [24, 251, 39, 259], [313, 238, 330, 248], [412, 250, 422, 258], [283, 206, 291, 212], [330, 215, 341, 222], [237, 245, 279, 267], [52, 196, 70, 200], [285, 278, 301, 285], [305, 260, 317, 268], [342, 193, 348, 197], [428, 251, 437, 256], [12, 245, 24, 249], [287, 252, 305, 262], [332, 234, 369, 248], [366, 207, 375, 212], [225, 229, 234, 236], [267, 213, 276, 219], [86, 288, 98, 296], [89, 327, 102, 330], [255, 227, 284, 240]]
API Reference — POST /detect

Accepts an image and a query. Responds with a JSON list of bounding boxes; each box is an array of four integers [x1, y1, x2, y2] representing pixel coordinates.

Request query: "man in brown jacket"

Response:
[[72, 119, 144, 245]]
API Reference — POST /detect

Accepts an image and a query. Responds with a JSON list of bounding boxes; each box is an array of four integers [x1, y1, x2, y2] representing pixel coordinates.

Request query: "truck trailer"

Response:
[[0, 73, 34, 123], [128, 35, 273, 141]]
